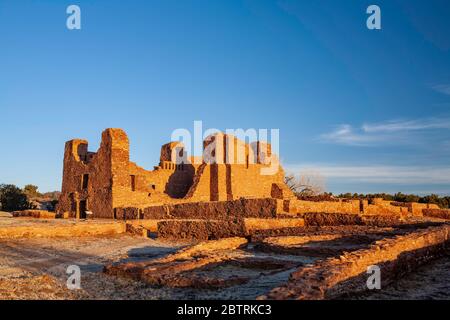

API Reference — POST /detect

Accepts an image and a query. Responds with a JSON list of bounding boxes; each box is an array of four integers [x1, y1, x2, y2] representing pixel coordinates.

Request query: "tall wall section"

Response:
[[57, 130, 115, 218]]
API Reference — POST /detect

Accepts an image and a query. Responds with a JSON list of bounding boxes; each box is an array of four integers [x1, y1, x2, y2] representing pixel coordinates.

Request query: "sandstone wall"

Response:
[[302, 212, 401, 227], [0, 221, 126, 239], [115, 198, 279, 220], [185, 163, 289, 202], [286, 199, 361, 215], [12, 210, 56, 219], [366, 199, 438, 216], [284, 198, 435, 217], [244, 218, 305, 233], [57, 130, 115, 219], [157, 220, 246, 240], [423, 208, 450, 220], [58, 129, 293, 219]]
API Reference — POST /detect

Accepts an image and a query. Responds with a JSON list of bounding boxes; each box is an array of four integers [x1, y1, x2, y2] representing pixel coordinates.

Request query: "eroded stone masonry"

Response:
[[56, 128, 292, 219]]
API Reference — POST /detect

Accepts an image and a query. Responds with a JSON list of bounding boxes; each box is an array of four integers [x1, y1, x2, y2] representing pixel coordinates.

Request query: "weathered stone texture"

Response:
[[156, 217, 307, 240], [157, 220, 246, 240], [113, 198, 279, 221], [244, 218, 305, 233], [286, 199, 361, 215], [282, 198, 435, 217], [423, 208, 450, 220], [0, 220, 126, 239], [302, 212, 401, 227], [12, 210, 56, 219]]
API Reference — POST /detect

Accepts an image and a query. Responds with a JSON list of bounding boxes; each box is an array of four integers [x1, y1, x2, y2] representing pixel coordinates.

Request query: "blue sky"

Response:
[[1, 0, 450, 195]]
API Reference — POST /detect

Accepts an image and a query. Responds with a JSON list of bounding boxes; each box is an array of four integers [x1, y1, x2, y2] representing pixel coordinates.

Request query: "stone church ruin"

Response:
[[56, 128, 293, 219]]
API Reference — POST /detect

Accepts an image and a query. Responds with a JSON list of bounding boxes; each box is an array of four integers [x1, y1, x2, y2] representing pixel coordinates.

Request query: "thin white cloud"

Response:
[[319, 124, 389, 146], [319, 117, 450, 146], [363, 118, 450, 132], [432, 84, 450, 96], [286, 164, 450, 185]]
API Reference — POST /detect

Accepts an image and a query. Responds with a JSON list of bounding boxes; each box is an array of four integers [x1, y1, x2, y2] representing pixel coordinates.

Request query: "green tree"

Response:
[[0, 184, 31, 212], [23, 184, 41, 198]]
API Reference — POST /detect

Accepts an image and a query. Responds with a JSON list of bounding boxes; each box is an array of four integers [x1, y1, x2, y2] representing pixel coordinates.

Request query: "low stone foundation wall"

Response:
[[287, 199, 361, 215], [423, 209, 450, 220], [302, 212, 401, 227], [244, 218, 305, 233], [12, 210, 56, 219], [157, 218, 307, 240], [0, 221, 126, 239], [115, 198, 279, 221], [285, 198, 437, 217], [157, 220, 246, 240], [260, 224, 450, 300], [156, 213, 404, 240]]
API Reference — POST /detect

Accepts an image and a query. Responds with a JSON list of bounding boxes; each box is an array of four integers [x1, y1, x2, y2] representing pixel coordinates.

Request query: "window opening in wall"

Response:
[[130, 175, 136, 191], [81, 174, 89, 190]]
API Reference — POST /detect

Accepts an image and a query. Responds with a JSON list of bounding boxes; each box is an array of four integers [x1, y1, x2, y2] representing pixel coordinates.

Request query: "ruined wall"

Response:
[[115, 198, 279, 220], [185, 133, 290, 202], [157, 220, 246, 240], [0, 221, 126, 239], [107, 129, 194, 210], [302, 212, 401, 227], [185, 164, 287, 202], [365, 199, 438, 216], [12, 210, 56, 219], [261, 225, 450, 300], [56, 129, 308, 219], [56, 130, 115, 219], [58, 129, 199, 218], [282, 198, 435, 217], [423, 208, 450, 220], [285, 199, 361, 215]]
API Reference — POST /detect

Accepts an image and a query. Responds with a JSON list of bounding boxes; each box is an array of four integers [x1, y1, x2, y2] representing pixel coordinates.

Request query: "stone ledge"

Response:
[[0, 221, 126, 239], [12, 210, 56, 219]]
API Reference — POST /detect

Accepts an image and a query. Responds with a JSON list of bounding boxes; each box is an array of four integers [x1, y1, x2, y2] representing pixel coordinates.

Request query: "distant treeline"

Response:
[[336, 192, 450, 209], [0, 184, 60, 212]]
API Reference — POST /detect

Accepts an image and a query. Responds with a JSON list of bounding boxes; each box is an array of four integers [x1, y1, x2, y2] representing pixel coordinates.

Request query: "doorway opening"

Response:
[[79, 200, 87, 219]]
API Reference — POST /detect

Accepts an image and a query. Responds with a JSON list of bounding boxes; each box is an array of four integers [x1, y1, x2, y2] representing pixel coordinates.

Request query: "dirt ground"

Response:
[[0, 234, 184, 299], [0, 234, 316, 299], [1, 217, 449, 300]]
